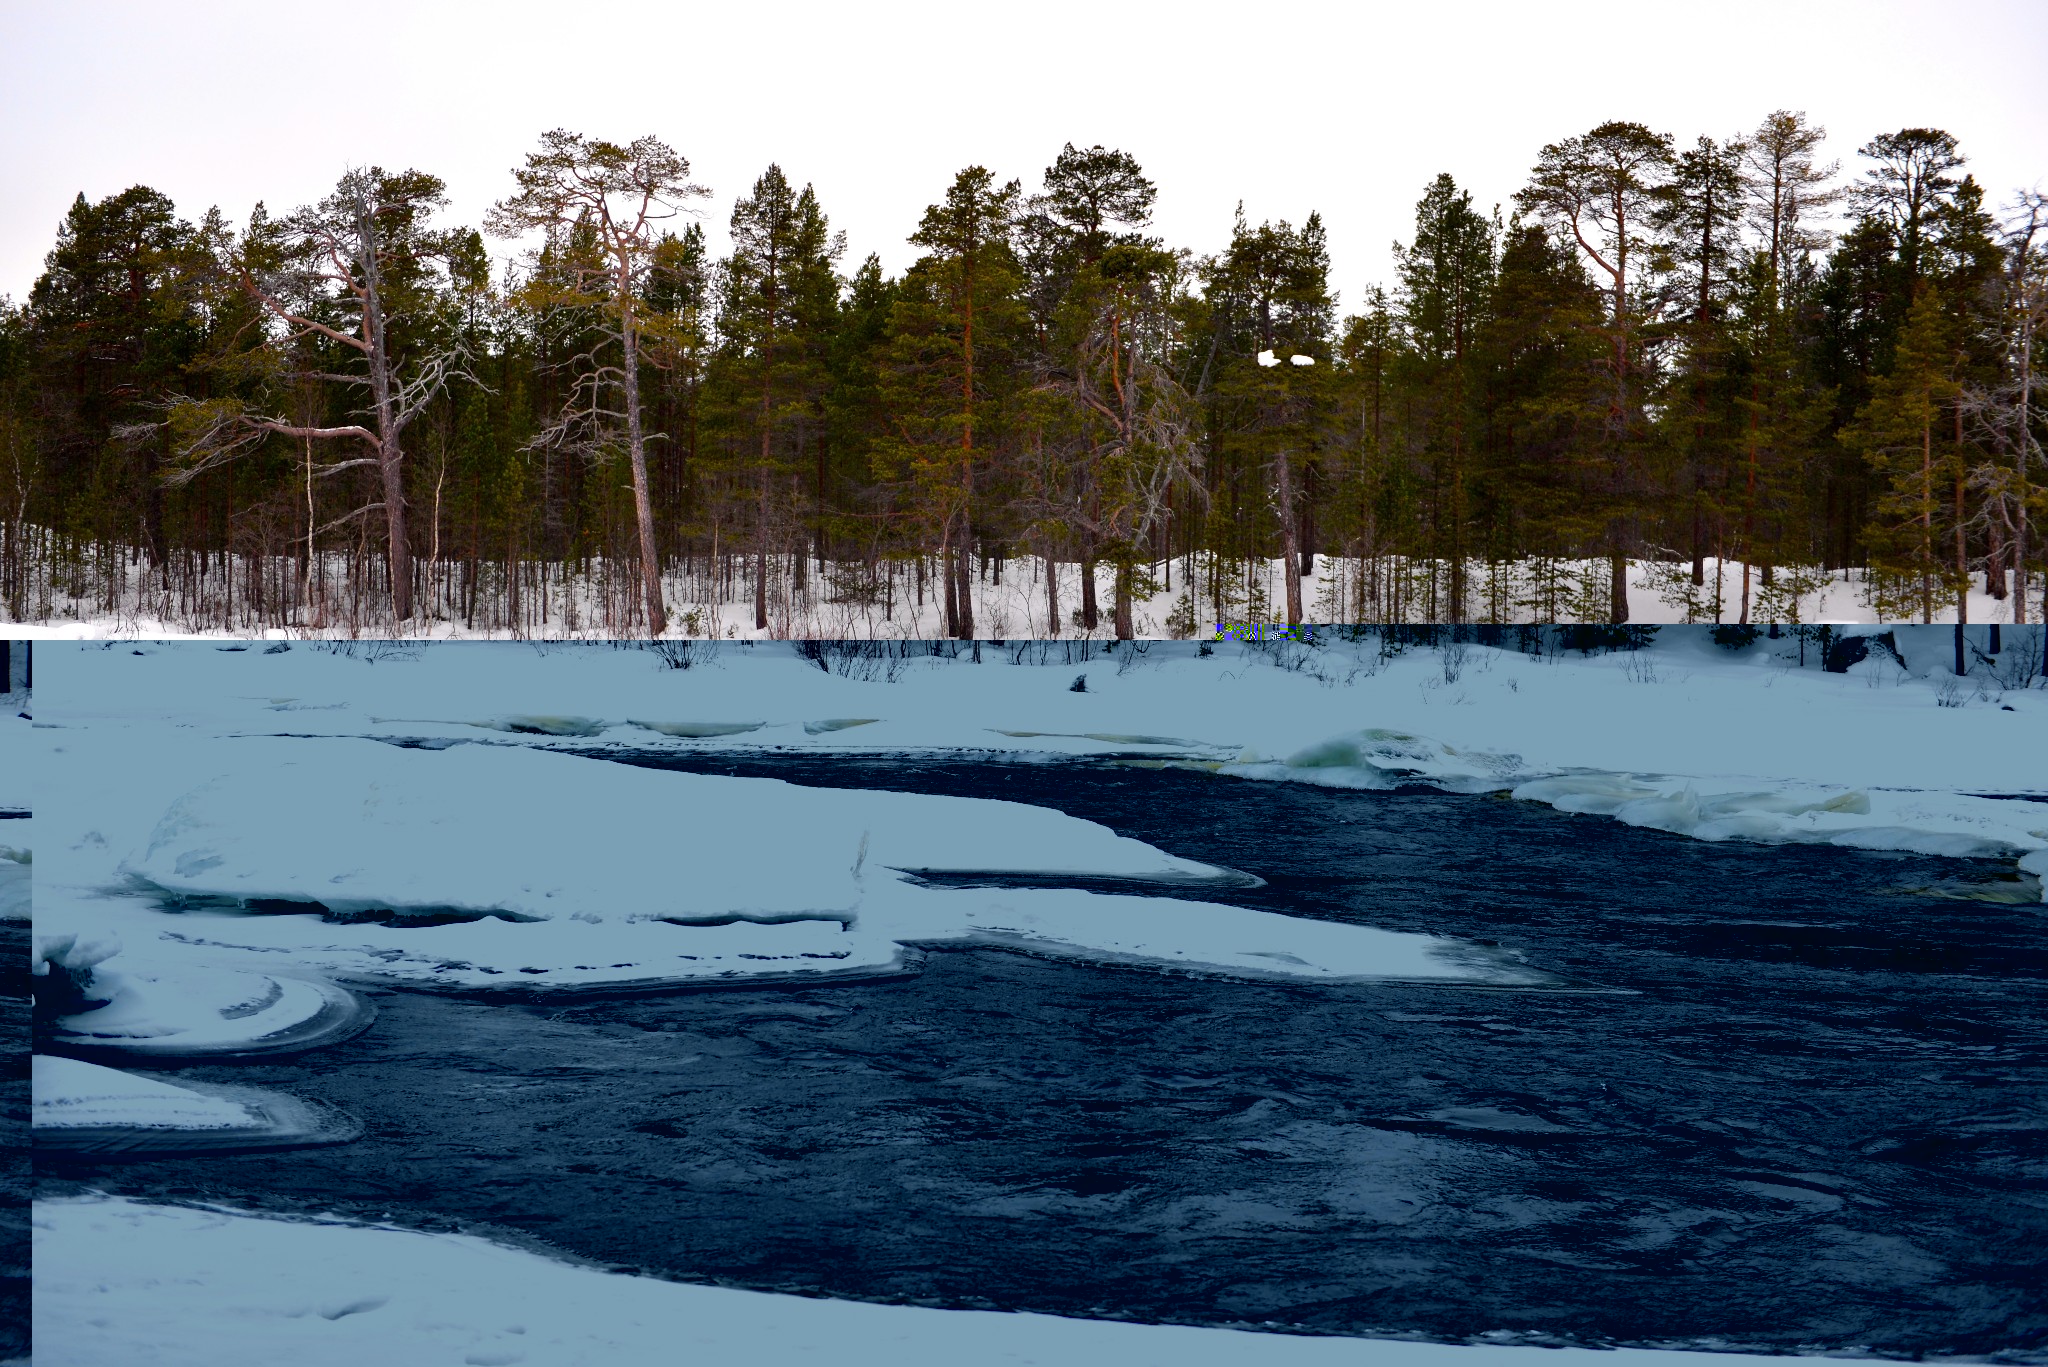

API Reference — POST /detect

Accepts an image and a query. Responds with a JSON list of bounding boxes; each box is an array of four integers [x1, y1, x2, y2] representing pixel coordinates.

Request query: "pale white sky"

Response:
[[4, 0, 2043, 314]]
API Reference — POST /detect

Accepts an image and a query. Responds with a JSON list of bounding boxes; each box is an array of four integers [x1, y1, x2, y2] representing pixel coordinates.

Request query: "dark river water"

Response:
[[37, 753, 2048, 1361]]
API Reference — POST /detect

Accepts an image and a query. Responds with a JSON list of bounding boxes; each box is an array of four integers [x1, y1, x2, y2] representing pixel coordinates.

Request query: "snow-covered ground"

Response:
[[3, 553, 2036, 639], [36, 629, 2048, 901], [67, 734, 1538, 990], [26, 632, 2047, 1363], [33, 1194, 1888, 1367]]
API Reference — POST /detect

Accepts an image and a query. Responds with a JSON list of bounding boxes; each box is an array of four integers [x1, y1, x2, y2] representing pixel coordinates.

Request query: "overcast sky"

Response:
[[4, 0, 2044, 313]]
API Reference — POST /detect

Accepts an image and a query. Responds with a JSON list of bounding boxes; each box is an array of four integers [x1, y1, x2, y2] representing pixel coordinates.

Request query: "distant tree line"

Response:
[[0, 114, 2040, 636]]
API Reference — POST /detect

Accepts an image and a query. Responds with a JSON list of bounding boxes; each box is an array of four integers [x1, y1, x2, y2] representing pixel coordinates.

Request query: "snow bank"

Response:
[[44, 963, 373, 1060], [1217, 732, 2048, 880], [0, 833, 25, 920], [1509, 774, 2039, 860], [32, 1058, 360, 1156], [34, 1056, 255, 1131], [123, 738, 1231, 923], [1223, 729, 1524, 794], [33, 1195, 1879, 1367]]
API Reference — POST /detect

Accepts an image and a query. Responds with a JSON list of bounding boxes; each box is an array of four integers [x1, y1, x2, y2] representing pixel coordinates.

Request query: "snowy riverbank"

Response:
[[29, 632, 2045, 1364], [35, 628, 2048, 900], [29, 1194, 1885, 1367]]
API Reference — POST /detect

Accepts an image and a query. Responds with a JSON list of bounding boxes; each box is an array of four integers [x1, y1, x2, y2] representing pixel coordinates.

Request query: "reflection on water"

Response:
[[40, 757, 2048, 1359]]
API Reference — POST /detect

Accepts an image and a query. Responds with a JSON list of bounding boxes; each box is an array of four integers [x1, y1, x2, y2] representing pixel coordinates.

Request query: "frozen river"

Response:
[[38, 754, 2048, 1359]]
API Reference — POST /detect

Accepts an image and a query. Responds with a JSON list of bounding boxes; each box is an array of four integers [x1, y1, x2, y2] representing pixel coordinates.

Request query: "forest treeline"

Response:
[[0, 113, 2041, 636]]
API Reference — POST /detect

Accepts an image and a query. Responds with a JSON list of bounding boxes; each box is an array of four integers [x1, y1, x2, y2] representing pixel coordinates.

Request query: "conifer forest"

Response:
[[1, 114, 2042, 637]]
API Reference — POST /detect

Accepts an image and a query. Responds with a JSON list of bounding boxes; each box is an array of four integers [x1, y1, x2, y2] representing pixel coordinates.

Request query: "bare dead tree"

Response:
[[1041, 248, 1205, 638], [165, 168, 469, 622], [1962, 191, 2047, 624]]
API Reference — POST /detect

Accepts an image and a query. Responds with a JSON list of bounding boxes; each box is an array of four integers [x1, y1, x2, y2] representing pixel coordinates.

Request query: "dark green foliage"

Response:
[[1558, 624, 1660, 652], [1711, 623, 1761, 649], [1, 114, 2041, 631]]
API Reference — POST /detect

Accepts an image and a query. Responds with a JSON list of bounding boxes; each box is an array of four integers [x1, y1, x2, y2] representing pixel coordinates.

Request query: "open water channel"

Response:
[[36, 752, 2048, 1360]]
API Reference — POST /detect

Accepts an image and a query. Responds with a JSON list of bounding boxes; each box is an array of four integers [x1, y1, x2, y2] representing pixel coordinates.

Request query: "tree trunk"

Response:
[[1276, 449, 1302, 626], [1609, 548, 1629, 624], [1113, 560, 1133, 640], [940, 527, 957, 638], [1080, 540, 1098, 631], [620, 316, 667, 636], [362, 318, 412, 623], [954, 520, 974, 640], [1955, 466, 1968, 634], [1044, 540, 1060, 637], [1920, 410, 1933, 624]]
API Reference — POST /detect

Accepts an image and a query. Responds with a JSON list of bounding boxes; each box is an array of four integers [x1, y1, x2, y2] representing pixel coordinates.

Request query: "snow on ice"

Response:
[[32, 1194, 1888, 1367], [31, 1057, 360, 1156], [39, 958, 372, 1060], [39, 733, 1539, 993], [38, 629, 2045, 898]]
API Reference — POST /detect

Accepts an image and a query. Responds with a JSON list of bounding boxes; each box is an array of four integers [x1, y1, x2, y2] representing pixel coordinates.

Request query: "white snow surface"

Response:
[[33, 1194, 1882, 1367], [40, 630, 2048, 894], [0, 834, 25, 920], [1, 688, 28, 919], [46, 963, 355, 1056], [39, 651, 1552, 990], [25, 639, 2040, 1362], [126, 739, 1225, 916], [3, 551, 2039, 639], [32, 1056, 256, 1132]]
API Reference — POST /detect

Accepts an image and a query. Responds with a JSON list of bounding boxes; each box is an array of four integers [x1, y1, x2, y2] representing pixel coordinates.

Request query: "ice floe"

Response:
[[43, 962, 373, 1060], [32, 1057, 362, 1156], [121, 738, 1234, 921], [0, 821, 26, 921]]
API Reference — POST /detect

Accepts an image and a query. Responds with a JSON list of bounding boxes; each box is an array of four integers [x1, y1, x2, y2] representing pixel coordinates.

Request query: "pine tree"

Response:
[[489, 131, 710, 636], [1652, 136, 1746, 596], [1470, 219, 1605, 620], [1395, 174, 1496, 619], [1843, 287, 1963, 621], [1516, 121, 1675, 620], [716, 167, 843, 632], [1855, 129, 1966, 304], [891, 167, 1022, 638], [1205, 210, 1335, 626], [1742, 112, 1839, 302], [27, 187, 213, 579]]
